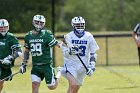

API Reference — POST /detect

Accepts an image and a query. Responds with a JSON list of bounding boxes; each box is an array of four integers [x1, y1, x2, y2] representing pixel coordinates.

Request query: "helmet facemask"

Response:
[[71, 16, 85, 37], [73, 23, 85, 34], [33, 15, 46, 32], [0, 19, 9, 36]]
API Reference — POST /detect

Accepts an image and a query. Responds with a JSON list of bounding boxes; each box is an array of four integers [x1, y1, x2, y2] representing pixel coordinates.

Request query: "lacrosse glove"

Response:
[[19, 62, 27, 74], [86, 68, 95, 77], [86, 61, 96, 77], [2, 55, 14, 65], [69, 46, 79, 55]]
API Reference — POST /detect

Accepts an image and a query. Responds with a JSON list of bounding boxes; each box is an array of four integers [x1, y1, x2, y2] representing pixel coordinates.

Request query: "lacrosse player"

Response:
[[60, 16, 99, 93], [0, 19, 22, 92], [133, 23, 140, 65], [19, 14, 62, 93]]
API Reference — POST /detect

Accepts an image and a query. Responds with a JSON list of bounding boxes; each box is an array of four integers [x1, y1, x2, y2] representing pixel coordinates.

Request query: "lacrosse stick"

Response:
[[76, 54, 88, 72], [0, 71, 20, 81], [63, 35, 88, 72]]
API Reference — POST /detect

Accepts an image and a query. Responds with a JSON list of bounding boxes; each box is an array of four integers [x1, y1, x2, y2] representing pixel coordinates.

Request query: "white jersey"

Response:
[[63, 31, 99, 67], [61, 31, 99, 85]]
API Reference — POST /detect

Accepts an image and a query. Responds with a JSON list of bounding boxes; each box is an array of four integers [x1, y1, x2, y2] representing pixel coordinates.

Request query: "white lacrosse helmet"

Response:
[[32, 15, 46, 32], [71, 16, 85, 36], [0, 19, 9, 36]]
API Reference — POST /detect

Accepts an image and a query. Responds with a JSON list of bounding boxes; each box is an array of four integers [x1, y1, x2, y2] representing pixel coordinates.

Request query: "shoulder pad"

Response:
[[46, 30, 52, 34], [25, 31, 33, 36], [85, 31, 93, 37], [6, 32, 16, 39], [40, 29, 46, 35], [6, 32, 14, 36]]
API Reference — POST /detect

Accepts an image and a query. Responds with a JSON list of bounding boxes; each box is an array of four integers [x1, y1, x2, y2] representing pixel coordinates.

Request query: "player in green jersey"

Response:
[[19, 15, 62, 93], [0, 19, 23, 92]]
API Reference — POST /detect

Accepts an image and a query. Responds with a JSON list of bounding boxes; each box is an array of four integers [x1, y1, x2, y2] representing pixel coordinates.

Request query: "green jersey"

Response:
[[0, 32, 20, 59], [0, 32, 20, 68], [24, 29, 58, 65]]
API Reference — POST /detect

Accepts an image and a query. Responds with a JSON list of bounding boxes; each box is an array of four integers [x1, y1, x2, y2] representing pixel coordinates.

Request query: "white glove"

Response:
[[86, 68, 95, 77], [69, 46, 79, 55], [2, 55, 14, 64], [19, 63, 26, 74]]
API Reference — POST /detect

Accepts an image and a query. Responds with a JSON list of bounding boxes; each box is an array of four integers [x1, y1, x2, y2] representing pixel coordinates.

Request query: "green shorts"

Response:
[[0, 66, 12, 81], [31, 63, 56, 85]]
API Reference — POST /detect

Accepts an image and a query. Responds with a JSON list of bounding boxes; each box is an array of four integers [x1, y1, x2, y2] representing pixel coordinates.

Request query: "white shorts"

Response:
[[31, 74, 56, 86], [61, 63, 86, 85], [31, 74, 41, 83]]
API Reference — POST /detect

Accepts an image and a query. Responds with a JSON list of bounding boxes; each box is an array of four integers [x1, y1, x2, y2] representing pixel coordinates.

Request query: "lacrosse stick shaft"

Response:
[[137, 47, 140, 67], [0, 71, 20, 81], [76, 54, 88, 72]]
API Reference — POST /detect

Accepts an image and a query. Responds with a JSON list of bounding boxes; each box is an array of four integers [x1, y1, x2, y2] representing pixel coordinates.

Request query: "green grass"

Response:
[[2, 66, 140, 93]]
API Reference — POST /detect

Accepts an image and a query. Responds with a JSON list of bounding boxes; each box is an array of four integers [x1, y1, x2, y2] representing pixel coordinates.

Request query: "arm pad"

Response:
[[12, 48, 23, 59], [88, 53, 97, 68], [23, 50, 30, 63], [89, 53, 97, 62]]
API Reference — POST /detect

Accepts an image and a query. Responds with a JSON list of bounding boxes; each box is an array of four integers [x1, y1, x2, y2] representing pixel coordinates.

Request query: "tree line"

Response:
[[0, 0, 140, 33]]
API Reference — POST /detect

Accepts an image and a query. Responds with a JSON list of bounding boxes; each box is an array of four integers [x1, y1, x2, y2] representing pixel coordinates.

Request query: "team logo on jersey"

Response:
[[72, 40, 87, 44], [0, 42, 5, 45], [29, 39, 43, 43]]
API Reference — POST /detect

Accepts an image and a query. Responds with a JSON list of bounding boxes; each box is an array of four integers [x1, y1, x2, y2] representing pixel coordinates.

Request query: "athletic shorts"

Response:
[[61, 63, 86, 85], [0, 66, 12, 81], [31, 64, 56, 86]]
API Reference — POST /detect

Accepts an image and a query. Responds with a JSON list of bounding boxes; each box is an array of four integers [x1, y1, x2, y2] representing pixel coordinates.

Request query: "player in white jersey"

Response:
[[60, 16, 99, 93], [132, 23, 140, 65]]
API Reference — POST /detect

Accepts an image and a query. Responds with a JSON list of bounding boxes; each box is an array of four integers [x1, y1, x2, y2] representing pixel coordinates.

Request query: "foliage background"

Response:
[[0, 0, 140, 33], [0, 0, 52, 33]]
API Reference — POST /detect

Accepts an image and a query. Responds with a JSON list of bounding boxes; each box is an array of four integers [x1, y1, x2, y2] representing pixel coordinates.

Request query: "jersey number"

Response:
[[79, 46, 86, 56], [31, 43, 42, 56]]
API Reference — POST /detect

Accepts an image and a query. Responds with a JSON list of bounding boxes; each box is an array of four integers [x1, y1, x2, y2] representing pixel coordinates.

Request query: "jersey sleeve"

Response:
[[10, 36, 21, 50], [89, 35, 99, 53], [64, 34, 72, 45], [47, 32, 58, 47], [24, 35, 30, 49]]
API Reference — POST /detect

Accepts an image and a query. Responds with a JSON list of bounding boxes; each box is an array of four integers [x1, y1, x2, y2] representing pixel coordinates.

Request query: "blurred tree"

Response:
[[0, 0, 140, 32], [56, 0, 140, 31], [0, 0, 53, 33]]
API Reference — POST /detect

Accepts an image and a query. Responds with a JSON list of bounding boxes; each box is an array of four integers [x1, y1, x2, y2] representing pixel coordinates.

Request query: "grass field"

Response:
[[1, 66, 140, 93]]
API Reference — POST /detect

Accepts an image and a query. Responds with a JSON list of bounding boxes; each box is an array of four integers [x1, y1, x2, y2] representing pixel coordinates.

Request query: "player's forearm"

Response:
[[12, 47, 23, 59], [56, 41, 64, 48], [132, 33, 140, 47], [132, 32, 138, 43], [88, 53, 97, 68], [22, 49, 30, 64], [89, 53, 97, 62]]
